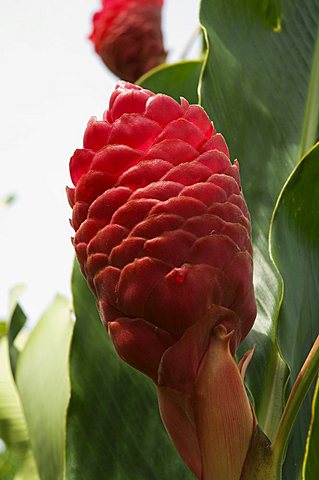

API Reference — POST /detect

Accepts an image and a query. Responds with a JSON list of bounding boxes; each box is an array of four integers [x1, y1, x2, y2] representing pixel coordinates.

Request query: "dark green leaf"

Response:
[[65, 262, 193, 480], [270, 143, 319, 477], [200, 1, 319, 477], [15, 296, 73, 480], [240, 0, 283, 29], [8, 305, 26, 378], [138, 60, 202, 104], [6, 285, 27, 377]]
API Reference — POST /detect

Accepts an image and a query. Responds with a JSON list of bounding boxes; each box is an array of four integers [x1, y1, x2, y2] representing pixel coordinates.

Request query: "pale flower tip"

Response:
[[213, 324, 235, 343]]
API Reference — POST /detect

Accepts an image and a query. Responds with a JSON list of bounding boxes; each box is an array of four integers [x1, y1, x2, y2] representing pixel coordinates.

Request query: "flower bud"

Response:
[[90, 0, 166, 82], [68, 82, 257, 478]]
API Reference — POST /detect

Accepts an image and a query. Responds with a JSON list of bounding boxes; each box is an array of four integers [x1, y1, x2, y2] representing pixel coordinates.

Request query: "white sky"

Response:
[[0, 0, 201, 325]]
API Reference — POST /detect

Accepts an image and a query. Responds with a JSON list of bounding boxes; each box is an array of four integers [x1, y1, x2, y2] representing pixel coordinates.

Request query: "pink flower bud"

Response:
[[68, 82, 257, 478], [90, 0, 166, 82]]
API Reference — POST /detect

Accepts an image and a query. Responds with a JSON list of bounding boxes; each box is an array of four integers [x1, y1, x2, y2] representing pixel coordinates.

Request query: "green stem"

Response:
[[257, 349, 287, 441], [241, 336, 319, 480], [180, 27, 201, 60], [271, 335, 319, 464], [240, 427, 281, 480]]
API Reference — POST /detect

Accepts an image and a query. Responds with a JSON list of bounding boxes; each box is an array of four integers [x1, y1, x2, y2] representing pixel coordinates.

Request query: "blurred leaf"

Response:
[[0, 338, 38, 479], [15, 296, 73, 480], [271, 143, 319, 476], [8, 286, 26, 321], [8, 306, 26, 379], [138, 60, 202, 104], [0, 448, 21, 480], [200, 1, 319, 477], [1, 194, 16, 208], [303, 375, 319, 480], [6, 285, 27, 377], [0, 338, 29, 448], [0, 322, 7, 339], [65, 261, 194, 479]]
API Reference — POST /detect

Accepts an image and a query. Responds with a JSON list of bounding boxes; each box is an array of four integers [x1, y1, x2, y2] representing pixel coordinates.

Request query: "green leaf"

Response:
[[15, 296, 74, 480], [303, 375, 319, 480], [1, 194, 16, 208], [0, 337, 39, 479], [0, 322, 7, 339], [6, 285, 27, 377], [199, 0, 319, 477], [8, 306, 26, 379], [0, 286, 37, 479], [270, 143, 319, 477], [8, 286, 26, 319], [241, 0, 283, 29], [65, 261, 193, 479], [138, 60, 202, 104]]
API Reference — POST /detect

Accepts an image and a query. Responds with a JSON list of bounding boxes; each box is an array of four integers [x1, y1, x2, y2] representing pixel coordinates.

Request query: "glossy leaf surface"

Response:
[[138, 60, 202, 103], [199, 0, 319, 477], [271, 144, 319, 477]]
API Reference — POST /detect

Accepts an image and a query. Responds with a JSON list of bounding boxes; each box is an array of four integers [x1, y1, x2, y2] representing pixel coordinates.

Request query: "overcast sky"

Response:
[[0, 0, 201, 325]]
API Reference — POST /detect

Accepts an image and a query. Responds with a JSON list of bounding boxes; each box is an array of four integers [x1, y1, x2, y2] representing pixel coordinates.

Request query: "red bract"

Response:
[[90, 0, 166, 82], [68, 82, 257, 478]]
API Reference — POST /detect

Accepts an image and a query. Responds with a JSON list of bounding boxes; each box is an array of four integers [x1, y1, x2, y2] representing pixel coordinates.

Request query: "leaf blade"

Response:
[[15, 296, 73, 480], [199, 1, 319, 477], [138, 60, 202, 104]]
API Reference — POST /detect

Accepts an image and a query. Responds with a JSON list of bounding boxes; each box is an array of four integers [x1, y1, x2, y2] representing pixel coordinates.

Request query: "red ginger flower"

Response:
[[90, 0, 166, 82], [67, 82, 257, 478]]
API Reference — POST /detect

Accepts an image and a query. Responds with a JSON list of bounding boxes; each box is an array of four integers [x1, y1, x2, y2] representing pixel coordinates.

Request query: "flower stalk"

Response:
[[271, 335, 319, 469]]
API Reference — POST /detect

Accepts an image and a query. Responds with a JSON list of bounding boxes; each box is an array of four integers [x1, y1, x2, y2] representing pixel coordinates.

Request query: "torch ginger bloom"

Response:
[[90, 0, 166, 82], [67, 82, 257, 479]]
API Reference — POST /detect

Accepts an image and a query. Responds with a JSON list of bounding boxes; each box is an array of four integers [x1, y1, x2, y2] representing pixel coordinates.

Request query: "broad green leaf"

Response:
[[66, 262, 193, 479], [199, 0, 319, 477], [0, 338, 38, 479], [243, 0, 283, 29], [15, 296, 74, 480], [138, 60, 202, 104], [303, 375, 319, 480], [271, 143, 319, 477]]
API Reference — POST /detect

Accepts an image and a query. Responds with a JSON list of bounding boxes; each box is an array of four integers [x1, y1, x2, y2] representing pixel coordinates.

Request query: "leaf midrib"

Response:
[[300, 26, 319, 156]]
